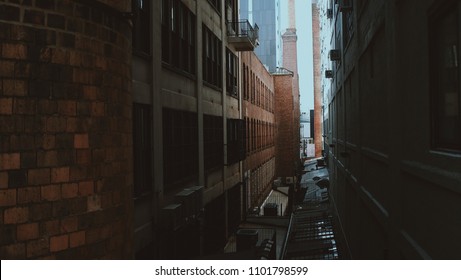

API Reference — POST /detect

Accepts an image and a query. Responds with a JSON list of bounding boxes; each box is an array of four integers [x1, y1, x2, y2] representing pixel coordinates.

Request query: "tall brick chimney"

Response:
[[312, 0, 322, 157], [288, 0, 296, 32], [280, 0, 301, 177]]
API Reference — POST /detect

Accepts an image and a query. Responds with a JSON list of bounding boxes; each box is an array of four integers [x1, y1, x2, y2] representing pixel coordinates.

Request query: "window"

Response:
[[342, 1, 354, 47], [225, 0, 237, 24], [163, 108, 198, 189], [245, 117, 249, 155], [133, 0, 151, 54], [251, 71, 255, 103], [208, 0, 221, 13], [430, 1, 461, 152], [242, 63, 248, 100], [204, 114, 224, 171], [227, 119, 245, 165], [226, 48, 238, 97], [334, 14, 342, 68], [202, 25, 222, 88], [133, 103, 152, 197], [162, 0, 196, 75]]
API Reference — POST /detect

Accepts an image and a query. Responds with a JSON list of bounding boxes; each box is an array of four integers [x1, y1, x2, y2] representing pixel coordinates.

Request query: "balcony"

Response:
[[227, 20, 259, 51]]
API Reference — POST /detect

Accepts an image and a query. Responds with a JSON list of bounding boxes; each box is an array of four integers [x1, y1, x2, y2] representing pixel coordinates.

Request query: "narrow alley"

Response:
[[0, 0, 460, 261]]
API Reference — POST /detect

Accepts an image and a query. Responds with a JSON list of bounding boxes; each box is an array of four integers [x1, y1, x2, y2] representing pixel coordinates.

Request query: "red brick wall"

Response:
[[241, 52, 276, 208], [274, 74, 296, 177], [0, 0, 133, 259], [282, 30, 301, 177]]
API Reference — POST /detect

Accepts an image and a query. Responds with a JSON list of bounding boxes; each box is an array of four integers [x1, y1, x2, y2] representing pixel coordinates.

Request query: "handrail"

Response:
[[279, 212, 294, 259], [227, 20, 259, 46]]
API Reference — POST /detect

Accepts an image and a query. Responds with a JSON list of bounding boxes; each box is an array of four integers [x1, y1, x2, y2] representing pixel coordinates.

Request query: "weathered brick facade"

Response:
[[0, 0, 133, 259], [241, 52, 276, 209], [273, 73, 296, 178], [277, 0, 301, 181]]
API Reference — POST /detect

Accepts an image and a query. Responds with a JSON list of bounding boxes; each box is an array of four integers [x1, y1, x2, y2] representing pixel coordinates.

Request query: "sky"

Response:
[[280, 0, 314, 114]]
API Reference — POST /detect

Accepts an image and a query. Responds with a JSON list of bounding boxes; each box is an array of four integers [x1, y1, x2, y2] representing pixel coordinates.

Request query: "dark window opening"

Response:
[[226, 48, 238, 97], [202, 25, 222, 89], [133, 103, 153, 197], [342, 1, 354, 47], [430, 1, 461, 152], [162, 0, 196, 76], [163, 108, 199, 190], [227, 119, 246, 165], [133, 0, 151, 55], [204, 114, 224, 171]]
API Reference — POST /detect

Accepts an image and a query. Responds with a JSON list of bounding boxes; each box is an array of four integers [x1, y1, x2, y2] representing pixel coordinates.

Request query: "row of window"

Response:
[[248, 157, 275, 208], [242, 63, 274, 112], [133, 107, 248, 194], [161, 0, 197, 75], [202, 25, 222, 88], [245, 117, 275, 155], [201, 28, 239, 99], [133, 0, 240, 98]]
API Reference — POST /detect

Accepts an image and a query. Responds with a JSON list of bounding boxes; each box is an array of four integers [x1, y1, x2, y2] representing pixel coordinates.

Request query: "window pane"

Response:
[[133, 104, 152, 197], [431, 5, 461, 151]]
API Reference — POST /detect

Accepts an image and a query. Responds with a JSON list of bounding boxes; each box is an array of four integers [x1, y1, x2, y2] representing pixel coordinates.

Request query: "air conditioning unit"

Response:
[[263, 203, 278, 216], [161, 204, 184, 230], [339, 0, 353, 12], [329, 49, 341, 61], [325, 70, 334, 79], [233, 85, 238, 95], [273, 178, 282, 188], [174, 189, 195, 221], [326, 8, 333, 19], [184, 185, 204, 215]]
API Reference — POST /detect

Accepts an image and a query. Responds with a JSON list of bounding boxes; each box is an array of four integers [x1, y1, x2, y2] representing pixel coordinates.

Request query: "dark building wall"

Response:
[[320, 0, 461, 259], [0, 0, 133, 259]]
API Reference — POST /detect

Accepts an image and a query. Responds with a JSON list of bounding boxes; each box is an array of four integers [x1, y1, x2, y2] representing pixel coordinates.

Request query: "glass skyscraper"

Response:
[[240, 0, 282, 72]]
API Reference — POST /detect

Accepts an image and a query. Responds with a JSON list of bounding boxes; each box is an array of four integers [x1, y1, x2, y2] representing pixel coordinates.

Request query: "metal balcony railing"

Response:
[[227, 20, 259, 51]]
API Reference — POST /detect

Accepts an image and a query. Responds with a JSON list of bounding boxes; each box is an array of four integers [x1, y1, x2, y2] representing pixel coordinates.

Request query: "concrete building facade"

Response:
[[132, 0, 256, 259], [318, 0, 461, 259]]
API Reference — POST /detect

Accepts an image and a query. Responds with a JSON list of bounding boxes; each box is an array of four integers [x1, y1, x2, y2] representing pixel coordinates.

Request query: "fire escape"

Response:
[[225, 0, 259, 52]]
